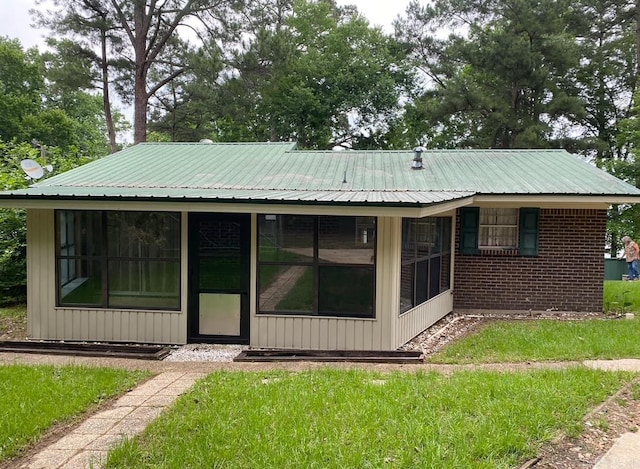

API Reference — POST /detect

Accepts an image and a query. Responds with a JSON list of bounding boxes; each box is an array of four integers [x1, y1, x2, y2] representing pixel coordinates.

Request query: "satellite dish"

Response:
[[20, 159, 44, 180]]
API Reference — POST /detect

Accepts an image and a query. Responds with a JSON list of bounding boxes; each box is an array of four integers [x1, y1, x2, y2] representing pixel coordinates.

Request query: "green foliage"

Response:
[[105, 368, 631, 468], [150, 0, 412, 149], [396, 0, 584, 149], [0, 365, 149, 461], [0, 38, 45, 142], [0, 140, 97, 304]]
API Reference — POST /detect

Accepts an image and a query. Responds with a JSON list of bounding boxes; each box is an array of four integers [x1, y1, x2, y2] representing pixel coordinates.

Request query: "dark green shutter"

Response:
[[460, 207, 479, 255], [519, 208, 539, 256]]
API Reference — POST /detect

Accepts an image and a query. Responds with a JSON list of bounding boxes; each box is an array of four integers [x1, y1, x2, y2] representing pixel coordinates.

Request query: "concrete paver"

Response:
[[18, 372, 204, 469], [594, 433, 640, 469]]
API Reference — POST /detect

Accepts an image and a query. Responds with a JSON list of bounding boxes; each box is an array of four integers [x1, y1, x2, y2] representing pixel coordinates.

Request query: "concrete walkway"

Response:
[[20, 372, 205, 469]]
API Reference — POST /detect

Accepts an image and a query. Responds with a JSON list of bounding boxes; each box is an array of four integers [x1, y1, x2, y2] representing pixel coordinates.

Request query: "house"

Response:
[[0, 142, 638, 350]]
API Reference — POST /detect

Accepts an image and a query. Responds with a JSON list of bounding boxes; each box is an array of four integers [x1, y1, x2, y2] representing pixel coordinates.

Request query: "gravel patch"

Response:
[[164, 343, 247, 362]]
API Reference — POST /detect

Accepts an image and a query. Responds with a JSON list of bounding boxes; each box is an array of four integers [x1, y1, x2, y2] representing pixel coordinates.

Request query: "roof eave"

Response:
[[0, 194, 474, 217]]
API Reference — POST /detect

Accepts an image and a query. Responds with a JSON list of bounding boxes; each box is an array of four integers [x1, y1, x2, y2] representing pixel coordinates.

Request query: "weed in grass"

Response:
[[593, 417, 609, 432], [615, 397, 628, 408], [604, 281, 640, 314], [104, 368, 632, 469]]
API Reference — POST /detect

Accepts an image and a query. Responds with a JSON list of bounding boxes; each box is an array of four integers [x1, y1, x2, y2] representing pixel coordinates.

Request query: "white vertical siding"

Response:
[[26, 209, 187, 345], [394, 292, 453, 348]]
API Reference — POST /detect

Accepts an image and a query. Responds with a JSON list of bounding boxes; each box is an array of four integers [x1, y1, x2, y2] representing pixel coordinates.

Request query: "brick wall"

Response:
[[453, 208, 606, 312]]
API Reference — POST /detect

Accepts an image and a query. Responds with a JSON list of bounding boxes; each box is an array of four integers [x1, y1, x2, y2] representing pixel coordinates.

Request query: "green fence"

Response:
[[605, 258, 628, 280]]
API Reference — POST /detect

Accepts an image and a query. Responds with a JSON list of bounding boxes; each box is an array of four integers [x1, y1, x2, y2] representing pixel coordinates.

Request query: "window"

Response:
[[258, 215, 376, 318], [479, 208, 518, 249], [400, 217, 451, 313], [56, 210, 181, 310], [460, 207, 539, 256]]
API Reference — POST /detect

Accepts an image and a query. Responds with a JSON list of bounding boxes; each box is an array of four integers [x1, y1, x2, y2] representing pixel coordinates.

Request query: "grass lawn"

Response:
[[0, 365, 150, 461], [604, 280, 640, 313], [429, 318, 640, 364], [105, 368, 634, 469]]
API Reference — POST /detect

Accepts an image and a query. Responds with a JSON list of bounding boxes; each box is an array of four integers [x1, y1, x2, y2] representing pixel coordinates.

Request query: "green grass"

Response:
[[0, 365, 150, 461], [105, 368, 633, 469], [0, 305, 26, 319], [429, 318, 640, 364], [604, 280, 640, 313]]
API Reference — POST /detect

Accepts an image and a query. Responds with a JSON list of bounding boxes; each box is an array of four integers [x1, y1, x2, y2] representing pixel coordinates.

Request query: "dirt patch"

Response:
[[0, 314, 26, 341], [533, 378, 640, 468]]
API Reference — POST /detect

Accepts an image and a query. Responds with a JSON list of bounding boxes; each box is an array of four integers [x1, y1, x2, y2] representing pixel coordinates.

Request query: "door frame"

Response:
[[187, 212, 251, 344]]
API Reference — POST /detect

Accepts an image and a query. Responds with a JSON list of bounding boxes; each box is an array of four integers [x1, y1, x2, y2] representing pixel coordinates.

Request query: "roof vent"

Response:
[[199, 139, 213, 144], [411, 146, 424, 170]]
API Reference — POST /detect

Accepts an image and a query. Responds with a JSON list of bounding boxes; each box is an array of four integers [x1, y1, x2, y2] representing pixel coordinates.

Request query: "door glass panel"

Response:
[[198, 220, 242, 290], [199, 293, 240, 335]]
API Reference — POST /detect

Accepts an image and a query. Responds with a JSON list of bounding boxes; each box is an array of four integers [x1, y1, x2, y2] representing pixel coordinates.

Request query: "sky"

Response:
[[0, 0, 413, 49]]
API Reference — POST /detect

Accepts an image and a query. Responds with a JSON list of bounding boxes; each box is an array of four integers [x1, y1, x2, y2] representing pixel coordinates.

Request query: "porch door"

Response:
[[188, 213, 250, 343]]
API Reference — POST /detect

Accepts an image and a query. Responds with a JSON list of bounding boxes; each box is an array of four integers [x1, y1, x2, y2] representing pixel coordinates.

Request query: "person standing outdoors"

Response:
[[621, 236, 640, 280]]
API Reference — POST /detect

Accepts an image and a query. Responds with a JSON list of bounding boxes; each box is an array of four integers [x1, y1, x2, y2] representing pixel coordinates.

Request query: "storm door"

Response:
[[188, 213, 250, 343]]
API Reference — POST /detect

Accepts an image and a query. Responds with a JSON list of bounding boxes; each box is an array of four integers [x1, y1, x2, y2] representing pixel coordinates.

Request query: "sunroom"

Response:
[[3, 142, 640, 350]]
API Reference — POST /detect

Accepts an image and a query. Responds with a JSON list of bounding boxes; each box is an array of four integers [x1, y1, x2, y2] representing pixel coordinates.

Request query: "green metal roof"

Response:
[[2, 142, 639, 206]]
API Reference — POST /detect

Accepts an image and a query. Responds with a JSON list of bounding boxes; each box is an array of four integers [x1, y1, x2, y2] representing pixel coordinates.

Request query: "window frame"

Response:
[[459, 207, 539, 256], [400, 217, 452, 314], [55, 210, 182, 311], [257, 214, 377, 319]]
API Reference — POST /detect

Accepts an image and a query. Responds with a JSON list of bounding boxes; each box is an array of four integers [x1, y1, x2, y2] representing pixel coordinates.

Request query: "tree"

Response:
[[35, 0, 245, 145], [0, 38, 45, 142], [34, 1, 126, 152], [151, 0, 412, 149], [566, 0, 637, 162], [395, 0, 585, 149]]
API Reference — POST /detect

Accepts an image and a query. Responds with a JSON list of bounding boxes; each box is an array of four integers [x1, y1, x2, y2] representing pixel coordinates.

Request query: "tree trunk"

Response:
[[133, 2, 148, 144], [100, 28, 118, 153], [636, 0, 640, 84]]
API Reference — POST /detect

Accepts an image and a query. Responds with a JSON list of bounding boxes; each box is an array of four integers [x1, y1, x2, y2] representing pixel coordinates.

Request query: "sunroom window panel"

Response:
[[258, 214, 376, 318], [107, 212, 180, 258], [318, 266, 374, 316], [318, 216, 375, 265], [259, 215, 314, 264], [258, 265, 313, 313], [56, 210, 180, 311], [59, 259, 102, 306], [108, 260, 179, 309], [400, 217, 452, 314]]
